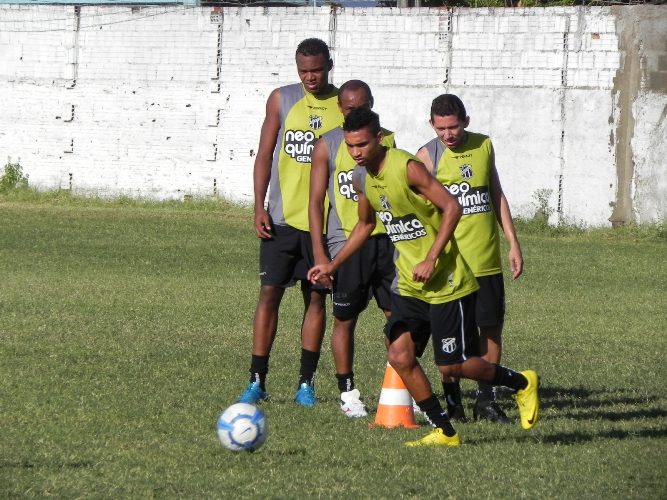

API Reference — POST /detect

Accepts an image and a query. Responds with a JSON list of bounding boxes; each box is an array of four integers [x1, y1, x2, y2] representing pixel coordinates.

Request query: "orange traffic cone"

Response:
[[372, 363, 419, 429]]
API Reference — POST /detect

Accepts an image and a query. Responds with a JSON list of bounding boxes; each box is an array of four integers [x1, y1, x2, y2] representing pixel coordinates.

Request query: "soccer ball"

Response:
[[216, 403, 267, 452]]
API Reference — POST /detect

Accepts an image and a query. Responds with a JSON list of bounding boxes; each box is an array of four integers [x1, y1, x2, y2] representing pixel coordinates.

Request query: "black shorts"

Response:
[[475, 273, 506, 328], [330, 235, 394, 321], [259, 224, 319, 287], [384, 293, 479, 366]]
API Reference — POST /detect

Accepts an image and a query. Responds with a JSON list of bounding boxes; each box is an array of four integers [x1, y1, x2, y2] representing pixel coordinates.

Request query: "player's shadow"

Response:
[[463, 426, 667, 446], [537, 426, 667, 444], [262, 395, 338, 405], [455, 383, 667, 445], [457, 385, 666, 445], [458, 385, 666, 422], [534, 385, 666, 421]]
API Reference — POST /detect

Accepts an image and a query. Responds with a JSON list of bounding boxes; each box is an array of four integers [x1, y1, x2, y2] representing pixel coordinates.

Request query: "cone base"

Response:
[[371, 406, 419, 429]]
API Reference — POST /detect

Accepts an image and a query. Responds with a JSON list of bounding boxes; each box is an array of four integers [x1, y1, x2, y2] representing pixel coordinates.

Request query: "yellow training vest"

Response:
[[267, 83, 343, 232], [323, 127, 395, 247], [422, 132, 502, 276], [353, 148, 478, 304]]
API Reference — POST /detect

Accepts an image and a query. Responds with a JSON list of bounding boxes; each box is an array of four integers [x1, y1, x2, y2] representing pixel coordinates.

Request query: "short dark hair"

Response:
[[295, 38, 331, 61], [338, 80, 374, 108], [343, 107, 381, 136], [430, 94, 467, 121]]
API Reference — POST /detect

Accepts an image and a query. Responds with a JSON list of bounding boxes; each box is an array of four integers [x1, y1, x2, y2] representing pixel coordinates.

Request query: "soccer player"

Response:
[[309, 80, 396, 417], [308, 108, 539, 446], [416, 94, 523, 423], [238, 38, 343, 407]]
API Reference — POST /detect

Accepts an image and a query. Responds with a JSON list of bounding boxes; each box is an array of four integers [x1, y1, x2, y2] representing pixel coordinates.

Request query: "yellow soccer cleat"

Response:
[[514, 370, 540, 430], [404, 428, 460, 447]]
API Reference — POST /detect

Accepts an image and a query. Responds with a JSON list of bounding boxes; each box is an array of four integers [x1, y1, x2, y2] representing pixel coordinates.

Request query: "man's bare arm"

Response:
[[489, 148, 523, 279], [253, 89, 281, 239], [308, 138, 331, 264], [406, 159, 462, 283], [308, 138, 333, 288], [308, 182, 376, 285]]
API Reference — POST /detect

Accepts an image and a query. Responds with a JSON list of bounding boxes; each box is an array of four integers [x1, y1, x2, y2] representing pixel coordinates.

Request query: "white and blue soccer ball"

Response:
[[216, 403, 267, 452]]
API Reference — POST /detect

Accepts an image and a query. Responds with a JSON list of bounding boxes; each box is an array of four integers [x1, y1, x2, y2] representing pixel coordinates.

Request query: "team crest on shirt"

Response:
[[441, 338, 457, 354], [309, 115, 323, 130], [459, 164, 473, 179], [379, 195, 391, 211]]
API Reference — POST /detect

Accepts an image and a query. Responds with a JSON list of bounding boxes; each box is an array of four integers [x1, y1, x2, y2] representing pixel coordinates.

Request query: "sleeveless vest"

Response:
[[323, 127, 395, 247], [422, 132, 501, 276], [267, 83, 342, 232], [353, 148, 478, 303]]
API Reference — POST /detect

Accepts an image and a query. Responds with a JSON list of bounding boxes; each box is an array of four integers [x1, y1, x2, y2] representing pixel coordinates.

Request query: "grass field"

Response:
[[1, 195, 665, 498]]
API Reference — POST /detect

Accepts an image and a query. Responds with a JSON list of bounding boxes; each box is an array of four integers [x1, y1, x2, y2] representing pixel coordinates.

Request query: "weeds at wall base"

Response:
[[0, 185, 251, 222], [1, 183, 662, 242], [0, 159, 29, 193]]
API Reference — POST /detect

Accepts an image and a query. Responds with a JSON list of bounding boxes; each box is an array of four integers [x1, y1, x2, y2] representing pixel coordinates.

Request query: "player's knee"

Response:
[[332, 318, 355, 338], [257, 286, 282, 308], [387, 345, 414, 372], [305, 289, 327, 312]]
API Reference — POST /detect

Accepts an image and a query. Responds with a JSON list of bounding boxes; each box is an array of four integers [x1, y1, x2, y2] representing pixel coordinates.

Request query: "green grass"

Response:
[[1, 195, 665, 498]]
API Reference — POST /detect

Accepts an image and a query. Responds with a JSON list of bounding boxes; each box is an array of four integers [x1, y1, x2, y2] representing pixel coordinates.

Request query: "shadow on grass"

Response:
[[455, 383, 667, 445], [0, 459, 96, 469], [460, 385, 665, 419], [537, 386, 666, 421], [536, 427, 667, 444], [561, 407, 667, 421], [254, 395, 337, 405], [462, 426, 667, 446]]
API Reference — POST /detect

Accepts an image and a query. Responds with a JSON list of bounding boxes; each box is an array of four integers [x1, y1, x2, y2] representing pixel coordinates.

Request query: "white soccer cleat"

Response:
[[340, 389, 368, 418]]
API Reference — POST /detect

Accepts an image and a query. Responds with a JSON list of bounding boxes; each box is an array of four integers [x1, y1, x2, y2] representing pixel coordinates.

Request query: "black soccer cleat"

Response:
[[473, 399, 511, 424], [447, 404, 468, 423]]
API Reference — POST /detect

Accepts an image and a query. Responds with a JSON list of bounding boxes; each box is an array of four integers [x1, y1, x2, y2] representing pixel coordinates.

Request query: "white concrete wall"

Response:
[[0, 5, 664, 226]]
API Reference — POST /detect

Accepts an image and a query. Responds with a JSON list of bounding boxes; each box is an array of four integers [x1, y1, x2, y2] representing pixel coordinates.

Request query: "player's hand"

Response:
[[254, 208, 272, 239], [313, 256, 333, 289], [413, 259, 436, 283], [508, 246, 523, 280], [307, 263, 334, 286]]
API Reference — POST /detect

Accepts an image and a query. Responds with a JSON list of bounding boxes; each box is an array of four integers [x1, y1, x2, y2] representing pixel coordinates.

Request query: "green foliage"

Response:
[[0, 159, 29, 193], [0, 200, 665, 497], [515, 204, 665, 242], [531, 188, 554, 226]]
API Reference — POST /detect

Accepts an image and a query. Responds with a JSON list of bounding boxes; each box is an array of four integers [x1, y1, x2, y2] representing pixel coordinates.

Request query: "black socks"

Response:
[[336, 372, 354, 393], [298, 348, 320, 386], [416, 395, 457, 437], [249, 354, 269, 389], [491, 364, 528, 392], [442, 380, 463, 409]]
